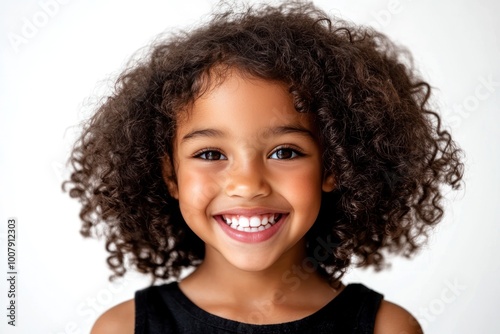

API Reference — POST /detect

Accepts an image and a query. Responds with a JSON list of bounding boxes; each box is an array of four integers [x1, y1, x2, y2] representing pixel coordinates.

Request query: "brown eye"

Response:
[[269, 148, 303, 159], [195, 150, 227, 160]]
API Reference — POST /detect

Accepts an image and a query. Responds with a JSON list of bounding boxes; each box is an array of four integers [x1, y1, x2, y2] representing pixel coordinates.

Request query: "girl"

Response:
[[65, 1, 463, 333]]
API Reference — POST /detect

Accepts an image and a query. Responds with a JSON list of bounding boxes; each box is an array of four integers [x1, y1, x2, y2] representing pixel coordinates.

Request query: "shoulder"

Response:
[[374, 300, 423, 334], [90, 299, 135, 334]]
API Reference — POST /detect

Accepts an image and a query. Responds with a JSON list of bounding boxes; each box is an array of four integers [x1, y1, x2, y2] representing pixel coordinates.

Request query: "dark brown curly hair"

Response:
[[64, 1, 463, 282]]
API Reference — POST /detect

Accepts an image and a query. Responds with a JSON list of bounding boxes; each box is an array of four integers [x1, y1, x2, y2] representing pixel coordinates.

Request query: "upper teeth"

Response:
[[222, 214, 280, 231]]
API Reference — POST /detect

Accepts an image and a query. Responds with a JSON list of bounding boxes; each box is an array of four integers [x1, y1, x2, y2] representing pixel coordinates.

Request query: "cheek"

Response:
[[273, 165, 323, 214], [177, 166, 221, 214]]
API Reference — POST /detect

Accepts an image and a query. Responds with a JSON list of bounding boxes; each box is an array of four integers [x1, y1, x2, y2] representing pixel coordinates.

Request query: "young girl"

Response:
[[65, 2, 463, 333]]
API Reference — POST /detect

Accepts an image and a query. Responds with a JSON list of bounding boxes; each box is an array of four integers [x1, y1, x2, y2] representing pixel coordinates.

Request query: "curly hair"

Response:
[[64, 1, 463, 282]]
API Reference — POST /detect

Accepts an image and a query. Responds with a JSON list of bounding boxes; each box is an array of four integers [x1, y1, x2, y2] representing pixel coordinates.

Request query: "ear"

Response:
[[322, 174, 336, 192], [161, 155, 179, 199]]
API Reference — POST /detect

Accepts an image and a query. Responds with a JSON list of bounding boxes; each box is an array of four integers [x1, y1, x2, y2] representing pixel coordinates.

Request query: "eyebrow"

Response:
[[181, 125, 315, 143], [181, 128, 225, 143], [262, 125, 315, 139]]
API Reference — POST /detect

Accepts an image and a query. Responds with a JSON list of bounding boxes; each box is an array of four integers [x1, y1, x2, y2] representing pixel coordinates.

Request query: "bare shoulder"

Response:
[[90, 299, 135, 334], [374, 300, 423, 334]]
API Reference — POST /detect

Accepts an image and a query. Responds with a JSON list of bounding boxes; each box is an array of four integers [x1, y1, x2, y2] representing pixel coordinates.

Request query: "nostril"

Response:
[[224, 174, 272, 199]]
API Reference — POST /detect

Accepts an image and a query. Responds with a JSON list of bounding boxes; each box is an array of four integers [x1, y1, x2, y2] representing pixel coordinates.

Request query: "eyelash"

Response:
[[193, 145, 305, 161], [193, 148, 227, 161], [269, 145, 305, 159]]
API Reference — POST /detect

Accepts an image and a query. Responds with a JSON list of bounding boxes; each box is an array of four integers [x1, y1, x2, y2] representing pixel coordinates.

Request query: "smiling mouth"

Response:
[[219, 213, 283, 232]]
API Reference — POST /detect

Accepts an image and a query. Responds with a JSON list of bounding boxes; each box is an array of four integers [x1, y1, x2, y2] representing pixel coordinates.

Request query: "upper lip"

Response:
[[213, 207, 288, 217]]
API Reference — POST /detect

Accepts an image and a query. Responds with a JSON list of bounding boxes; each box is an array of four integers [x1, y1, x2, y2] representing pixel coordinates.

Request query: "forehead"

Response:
[[175, 68, 315, 136]]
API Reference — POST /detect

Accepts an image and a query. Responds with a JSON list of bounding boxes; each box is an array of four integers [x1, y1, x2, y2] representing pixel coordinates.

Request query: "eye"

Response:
[[194, 149, 227, 160], [269, 147, 304, 159]]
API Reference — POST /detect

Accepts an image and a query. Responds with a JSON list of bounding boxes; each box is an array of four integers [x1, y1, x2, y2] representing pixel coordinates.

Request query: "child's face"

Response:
[[167, 69, 335, 272]]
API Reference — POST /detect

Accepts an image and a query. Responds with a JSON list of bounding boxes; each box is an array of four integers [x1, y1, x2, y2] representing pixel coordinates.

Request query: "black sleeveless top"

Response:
[[135, 282, 383, 333]]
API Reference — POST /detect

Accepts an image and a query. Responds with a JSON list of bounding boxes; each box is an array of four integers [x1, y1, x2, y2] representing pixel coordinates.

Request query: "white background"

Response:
[[1, 0, 499, 333]]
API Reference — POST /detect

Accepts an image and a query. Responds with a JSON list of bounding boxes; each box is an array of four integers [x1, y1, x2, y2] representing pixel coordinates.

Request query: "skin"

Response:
[[91, 69, 423, 334], [170, 69, 338, 323]]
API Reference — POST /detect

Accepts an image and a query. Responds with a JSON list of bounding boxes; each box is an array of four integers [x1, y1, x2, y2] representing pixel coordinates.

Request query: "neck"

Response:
[[182, 240, 331, 304], [178, 240, 341, 325]]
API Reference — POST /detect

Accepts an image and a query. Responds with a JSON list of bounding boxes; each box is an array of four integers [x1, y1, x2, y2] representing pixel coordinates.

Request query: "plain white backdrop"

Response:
[[1, 0, 499, 333]]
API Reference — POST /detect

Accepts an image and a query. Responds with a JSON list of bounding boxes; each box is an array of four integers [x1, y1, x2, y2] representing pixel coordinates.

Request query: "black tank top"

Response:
[[135, 282, 383, 333]]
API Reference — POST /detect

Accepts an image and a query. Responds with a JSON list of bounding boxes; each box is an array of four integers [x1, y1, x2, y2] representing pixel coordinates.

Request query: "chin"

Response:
[[225, 254, 280, 273]]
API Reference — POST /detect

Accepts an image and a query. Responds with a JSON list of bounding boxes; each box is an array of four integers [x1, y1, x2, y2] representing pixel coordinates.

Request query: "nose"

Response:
[[224, 158, 271, 199]]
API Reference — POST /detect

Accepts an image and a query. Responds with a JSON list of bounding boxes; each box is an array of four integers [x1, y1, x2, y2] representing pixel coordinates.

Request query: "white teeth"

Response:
[[239, 217, 250, 228], [221, 214, 282, 232], [249, 217, 261, 227]]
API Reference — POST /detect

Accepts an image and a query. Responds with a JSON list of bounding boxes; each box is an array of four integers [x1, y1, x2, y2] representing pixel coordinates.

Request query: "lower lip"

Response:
[[216, 215, 288, 243]]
